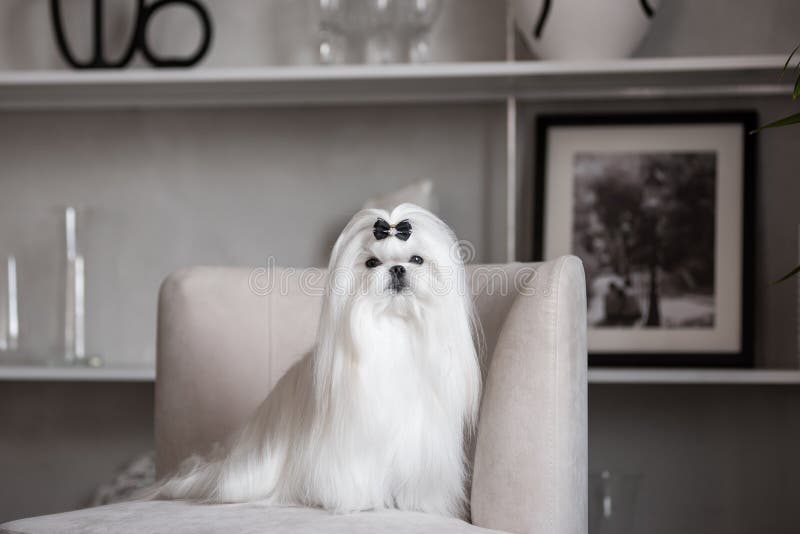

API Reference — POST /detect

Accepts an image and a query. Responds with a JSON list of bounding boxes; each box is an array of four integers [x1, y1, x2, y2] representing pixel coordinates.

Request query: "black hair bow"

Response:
[[373, 218, 412, 241]]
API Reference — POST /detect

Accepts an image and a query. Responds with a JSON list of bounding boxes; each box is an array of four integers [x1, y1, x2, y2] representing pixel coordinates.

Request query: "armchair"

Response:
[[2, 257, 587, 534]]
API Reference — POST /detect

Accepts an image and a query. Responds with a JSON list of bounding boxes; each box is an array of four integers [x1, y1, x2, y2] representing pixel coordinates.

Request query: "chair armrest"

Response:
[[471, 256, 588, 534]]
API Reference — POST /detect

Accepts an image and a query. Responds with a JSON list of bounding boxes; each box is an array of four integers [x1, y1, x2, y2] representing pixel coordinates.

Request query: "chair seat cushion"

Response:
[[0, 500, 507, 534]]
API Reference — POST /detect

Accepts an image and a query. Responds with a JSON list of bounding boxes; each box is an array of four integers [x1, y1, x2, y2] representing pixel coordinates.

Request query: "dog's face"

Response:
[[360, 235, 430, 297], [326, 204, 465, 317]]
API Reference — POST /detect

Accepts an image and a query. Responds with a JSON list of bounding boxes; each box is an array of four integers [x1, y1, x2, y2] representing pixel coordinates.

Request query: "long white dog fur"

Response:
[[151, 204, 482, 518]]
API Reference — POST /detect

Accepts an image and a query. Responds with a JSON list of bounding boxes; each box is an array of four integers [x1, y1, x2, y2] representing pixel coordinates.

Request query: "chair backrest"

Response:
[[155, 258, 587, 534], [155, 262, 521, 472]]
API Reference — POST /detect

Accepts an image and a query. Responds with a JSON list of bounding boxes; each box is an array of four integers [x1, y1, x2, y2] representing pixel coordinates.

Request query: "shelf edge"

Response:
[[0, 365, 155, 382], [588, 369, 800, 385]]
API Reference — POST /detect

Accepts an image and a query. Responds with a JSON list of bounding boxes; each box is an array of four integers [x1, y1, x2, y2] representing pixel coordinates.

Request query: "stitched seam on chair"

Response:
[[550, 256, 569, 533], [267, 269, 273, 388]]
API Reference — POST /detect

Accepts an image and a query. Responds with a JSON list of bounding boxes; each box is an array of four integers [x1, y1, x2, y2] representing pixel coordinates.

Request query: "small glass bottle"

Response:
[[0, 256, 19, 356], [64, 207, 86, 366]]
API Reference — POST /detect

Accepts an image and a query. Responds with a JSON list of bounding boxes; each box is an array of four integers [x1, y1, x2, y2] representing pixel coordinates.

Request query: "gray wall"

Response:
[[2, 0, 800, 530], [0, 105, 506, 367]]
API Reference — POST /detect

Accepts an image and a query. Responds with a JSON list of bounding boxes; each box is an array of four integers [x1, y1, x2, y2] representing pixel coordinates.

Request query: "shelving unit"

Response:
[[2, 365, 799, 384], [0, 55, 789, 110], [1, 54, 793, 380], [0, 365, 155, 382]]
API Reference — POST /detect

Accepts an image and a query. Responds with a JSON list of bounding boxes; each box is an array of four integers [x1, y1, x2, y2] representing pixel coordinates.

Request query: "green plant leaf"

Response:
[[794, 74, 800, 99], [779, 45, 800, 99], [750, 112, 800, 133], [773, 264, 800, 284], [782, 44, 800, 76]]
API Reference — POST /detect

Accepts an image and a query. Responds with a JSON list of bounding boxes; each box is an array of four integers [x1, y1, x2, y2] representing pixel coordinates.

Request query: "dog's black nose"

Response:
[[389, 265, 406, 278]]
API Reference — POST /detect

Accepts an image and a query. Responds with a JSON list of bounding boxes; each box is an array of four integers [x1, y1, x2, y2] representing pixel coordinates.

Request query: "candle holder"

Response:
[[63, 207, 87, 365]]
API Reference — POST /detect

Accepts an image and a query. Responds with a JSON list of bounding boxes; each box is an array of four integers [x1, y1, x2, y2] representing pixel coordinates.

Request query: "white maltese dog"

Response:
[[152, 203, 482, 518]]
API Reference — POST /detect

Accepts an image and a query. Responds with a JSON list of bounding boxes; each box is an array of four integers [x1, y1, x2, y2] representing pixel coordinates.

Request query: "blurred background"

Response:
[[1, 1, 800, 532]]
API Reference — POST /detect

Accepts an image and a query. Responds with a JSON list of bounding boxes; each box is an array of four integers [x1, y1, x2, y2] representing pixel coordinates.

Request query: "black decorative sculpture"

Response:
[[50, 0, 213, 69]]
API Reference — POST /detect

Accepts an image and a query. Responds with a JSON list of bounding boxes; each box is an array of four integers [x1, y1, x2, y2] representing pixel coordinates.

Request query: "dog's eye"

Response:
[[365, 257, 382, 269], [409, 255, 424, 265]]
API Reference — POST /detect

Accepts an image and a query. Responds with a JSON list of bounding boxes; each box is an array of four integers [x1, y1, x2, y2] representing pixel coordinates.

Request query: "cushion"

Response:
[[0, 501, 508, 534]]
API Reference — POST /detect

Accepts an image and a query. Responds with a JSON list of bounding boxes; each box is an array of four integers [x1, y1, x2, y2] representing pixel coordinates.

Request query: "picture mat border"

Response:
[[533, 112, 756, 367], [550, 127, 739, 351]]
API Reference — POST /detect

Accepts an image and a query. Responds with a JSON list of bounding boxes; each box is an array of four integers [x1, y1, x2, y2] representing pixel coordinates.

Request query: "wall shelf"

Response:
[[589, 368, 800, 385], [0, 365, 155, 382], [0, 55, 790, 110], [3, 365, 800, 384]]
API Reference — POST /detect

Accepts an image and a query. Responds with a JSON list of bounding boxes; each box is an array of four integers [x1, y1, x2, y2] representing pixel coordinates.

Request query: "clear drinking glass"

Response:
[[316, 0, 442, 64], [364, 0, 403, 64], [402, 0, 442, 63]]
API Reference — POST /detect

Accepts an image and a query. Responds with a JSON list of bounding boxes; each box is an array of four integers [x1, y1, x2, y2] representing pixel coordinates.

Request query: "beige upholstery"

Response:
[[1, 257, 587, 534], [0, 501, 505, 534], [470, 258, 588, 534]]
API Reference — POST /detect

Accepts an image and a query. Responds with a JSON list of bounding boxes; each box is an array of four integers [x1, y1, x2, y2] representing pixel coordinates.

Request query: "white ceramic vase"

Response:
[[513, 0, 660, 60]]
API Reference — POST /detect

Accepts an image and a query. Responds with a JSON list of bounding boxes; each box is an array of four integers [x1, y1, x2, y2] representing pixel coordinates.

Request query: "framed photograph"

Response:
[[534, 112, 756, 366]]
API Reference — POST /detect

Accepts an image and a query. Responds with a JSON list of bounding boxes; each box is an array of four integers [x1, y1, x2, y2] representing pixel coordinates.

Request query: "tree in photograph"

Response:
[[574, 152, 716, 326]]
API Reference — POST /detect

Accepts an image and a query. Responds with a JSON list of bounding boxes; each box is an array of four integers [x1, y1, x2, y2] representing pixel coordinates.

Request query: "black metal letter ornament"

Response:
[[50, 0, 213, 69]]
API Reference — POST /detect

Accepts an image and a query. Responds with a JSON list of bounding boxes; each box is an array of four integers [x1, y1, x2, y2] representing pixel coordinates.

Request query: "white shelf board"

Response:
[[0, 55, 791, 109], [0, 365, 155, 382], [3, 364, 799, 384], [589, 368, 800, 385]]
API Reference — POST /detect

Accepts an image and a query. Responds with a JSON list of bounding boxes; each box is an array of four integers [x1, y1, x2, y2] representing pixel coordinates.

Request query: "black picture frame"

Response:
[[533, 112, 756, 367]]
